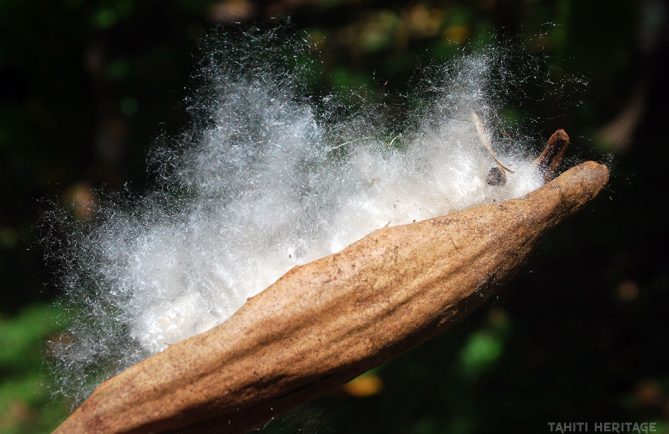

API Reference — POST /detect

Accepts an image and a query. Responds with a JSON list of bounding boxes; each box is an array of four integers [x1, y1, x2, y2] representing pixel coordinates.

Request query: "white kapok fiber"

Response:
[[50, 29, 548, 403]]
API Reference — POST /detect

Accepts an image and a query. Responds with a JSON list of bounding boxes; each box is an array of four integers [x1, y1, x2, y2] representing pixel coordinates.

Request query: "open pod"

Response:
[[54, 160, 609, 434]]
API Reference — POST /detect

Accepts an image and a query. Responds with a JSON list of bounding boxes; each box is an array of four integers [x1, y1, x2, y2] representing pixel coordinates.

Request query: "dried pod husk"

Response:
[[485, 129, 571, 186], [54, 161, 609, 434]]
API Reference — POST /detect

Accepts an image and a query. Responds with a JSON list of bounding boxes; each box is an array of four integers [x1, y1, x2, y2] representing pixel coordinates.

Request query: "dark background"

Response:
[[1, 1, 668, 433]]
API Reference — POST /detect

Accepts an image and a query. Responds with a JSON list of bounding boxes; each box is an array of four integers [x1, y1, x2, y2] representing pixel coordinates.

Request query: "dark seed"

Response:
[[534, 129, 570, 181], [486, 166, 507, 186]]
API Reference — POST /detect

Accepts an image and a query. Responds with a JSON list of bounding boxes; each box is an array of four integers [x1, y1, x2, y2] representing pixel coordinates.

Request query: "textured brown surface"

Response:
[[54, 161, 609, 434]]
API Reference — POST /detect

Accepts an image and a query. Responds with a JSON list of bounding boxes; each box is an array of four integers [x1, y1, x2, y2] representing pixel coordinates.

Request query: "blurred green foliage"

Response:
[[0, 305, 68, 434], [1, 0, 668, 433]]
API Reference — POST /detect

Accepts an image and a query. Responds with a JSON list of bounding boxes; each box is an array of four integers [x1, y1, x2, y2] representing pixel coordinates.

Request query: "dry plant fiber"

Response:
[[50, 32, 590, 404]]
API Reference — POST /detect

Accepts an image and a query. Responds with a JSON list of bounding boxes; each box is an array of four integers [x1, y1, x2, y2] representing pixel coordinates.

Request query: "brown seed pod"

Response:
[[54, 161, 609, 434]]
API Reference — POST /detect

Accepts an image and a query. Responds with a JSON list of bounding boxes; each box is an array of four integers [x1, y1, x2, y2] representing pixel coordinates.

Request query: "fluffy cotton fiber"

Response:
[[50, 31, 545, 403]]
